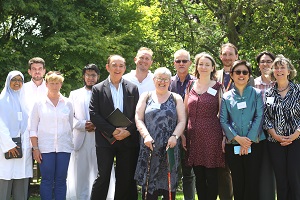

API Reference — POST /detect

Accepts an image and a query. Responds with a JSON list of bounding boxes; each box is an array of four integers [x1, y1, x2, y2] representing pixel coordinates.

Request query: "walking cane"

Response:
[[166, 147, 175, 200], [145, 142, 155, 200]]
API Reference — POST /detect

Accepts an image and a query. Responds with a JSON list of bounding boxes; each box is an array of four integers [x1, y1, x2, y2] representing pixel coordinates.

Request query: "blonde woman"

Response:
[[30, 71, 73, 200]]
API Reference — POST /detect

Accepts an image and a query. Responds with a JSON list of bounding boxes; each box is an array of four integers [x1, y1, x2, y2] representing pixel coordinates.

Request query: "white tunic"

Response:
[[66, 87, 115, 200]]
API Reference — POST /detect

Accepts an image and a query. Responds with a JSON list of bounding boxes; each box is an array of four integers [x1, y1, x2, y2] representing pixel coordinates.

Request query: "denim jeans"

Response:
[[39, 152, 71, 200]]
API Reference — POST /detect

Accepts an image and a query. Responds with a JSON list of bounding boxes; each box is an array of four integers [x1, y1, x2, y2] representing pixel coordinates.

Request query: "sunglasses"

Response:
[[175, 60, 189, 64], [233, 70, 249, 75]]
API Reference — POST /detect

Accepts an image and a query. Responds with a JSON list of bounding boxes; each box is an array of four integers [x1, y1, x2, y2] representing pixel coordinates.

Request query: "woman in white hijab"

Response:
[[0, 70, 33, 200]]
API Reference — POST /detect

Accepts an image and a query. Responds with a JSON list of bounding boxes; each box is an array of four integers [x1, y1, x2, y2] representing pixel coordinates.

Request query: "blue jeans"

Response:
[[39, 152, 71, 200]]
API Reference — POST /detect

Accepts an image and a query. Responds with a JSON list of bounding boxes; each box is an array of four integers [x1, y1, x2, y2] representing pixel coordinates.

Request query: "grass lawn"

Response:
[[29, 190, 200, 200], [29, 194, 199, 200]]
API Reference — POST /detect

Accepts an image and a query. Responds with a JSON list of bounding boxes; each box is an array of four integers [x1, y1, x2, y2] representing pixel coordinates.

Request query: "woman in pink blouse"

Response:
[[29, 71, 73, 200]]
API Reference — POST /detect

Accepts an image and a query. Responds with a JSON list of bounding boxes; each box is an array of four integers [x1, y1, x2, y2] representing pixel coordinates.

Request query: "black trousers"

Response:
[[218, 164, 233, 200], [268, 139, 300, 200], [193, 165, 218, 200], [225, 142, 263, 200], [259, 140, 276, 200], [90, 144, 138, 200]]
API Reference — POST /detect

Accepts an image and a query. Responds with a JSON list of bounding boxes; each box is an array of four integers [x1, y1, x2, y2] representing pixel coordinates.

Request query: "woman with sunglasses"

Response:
[[29, 71, 73, 200], [263, 55, 300, 200], [220, 60, 265, 200], [0, 71, 32, 199]]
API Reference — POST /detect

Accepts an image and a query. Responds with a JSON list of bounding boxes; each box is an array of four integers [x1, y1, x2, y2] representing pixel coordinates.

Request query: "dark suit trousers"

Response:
[[90, 144, 138, 200], [225, 142, 263, 200]]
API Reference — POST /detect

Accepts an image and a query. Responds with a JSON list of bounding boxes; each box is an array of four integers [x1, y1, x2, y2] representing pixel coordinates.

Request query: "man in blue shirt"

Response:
[[169, 49, 196, 200]]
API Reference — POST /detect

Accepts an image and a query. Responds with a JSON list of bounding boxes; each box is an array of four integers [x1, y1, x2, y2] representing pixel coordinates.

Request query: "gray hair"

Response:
[[270, 54, 297, 81], [153, 67, 172, 79], [174, 49, 190, 61]]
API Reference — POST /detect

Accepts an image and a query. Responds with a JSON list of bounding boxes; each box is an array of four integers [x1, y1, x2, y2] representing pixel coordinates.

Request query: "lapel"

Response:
[[103, 79, 114, 109], [122, 80, 128, 115]]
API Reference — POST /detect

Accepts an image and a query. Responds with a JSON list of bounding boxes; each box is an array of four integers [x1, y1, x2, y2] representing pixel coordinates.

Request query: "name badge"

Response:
[[151, 103, 161, 110], [266, 97, 275, 104], [237, 102, 247, 109], [17, 112, 23, 121], [207, 87, 217, 96]]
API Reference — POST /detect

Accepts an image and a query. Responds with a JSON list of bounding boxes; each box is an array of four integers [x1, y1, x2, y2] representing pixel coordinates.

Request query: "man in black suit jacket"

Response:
[[89, 55, 139, 200]]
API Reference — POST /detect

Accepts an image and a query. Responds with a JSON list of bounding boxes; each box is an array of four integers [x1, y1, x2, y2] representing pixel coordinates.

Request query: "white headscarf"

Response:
[[0, 70, 28, 137]]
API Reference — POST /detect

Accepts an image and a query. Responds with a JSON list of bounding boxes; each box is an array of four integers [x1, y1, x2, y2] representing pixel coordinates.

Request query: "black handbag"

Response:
[[5, 137, 23, 159]]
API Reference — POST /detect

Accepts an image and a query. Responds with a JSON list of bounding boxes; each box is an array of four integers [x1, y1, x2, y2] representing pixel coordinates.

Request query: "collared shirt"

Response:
[[263, 81, 300, 142], [29, 94, 74, 153], [20, 79, 48, 115], [220, 85, 265, 143], [169, 74, 196, 99], [108, 76, 124, 112], [123, 70, 155, 96], [254, 76, 275, 101]]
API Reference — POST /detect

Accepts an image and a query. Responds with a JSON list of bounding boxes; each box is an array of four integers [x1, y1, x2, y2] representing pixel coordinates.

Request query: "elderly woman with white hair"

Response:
[[29, 71, 73, 200], [0, 70, 32, 200], [135, 67, 186, 200]]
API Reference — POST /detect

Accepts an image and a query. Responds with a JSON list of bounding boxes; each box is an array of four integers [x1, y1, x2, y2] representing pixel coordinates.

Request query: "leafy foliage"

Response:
[[1, 0, 299, 94]]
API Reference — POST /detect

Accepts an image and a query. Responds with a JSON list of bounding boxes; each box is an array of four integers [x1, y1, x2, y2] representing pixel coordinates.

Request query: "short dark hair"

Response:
[[220, 43, 238, 55], [82, 64, 100, 75], [255, 51, 276, 63], [230, 60, 252, 76], [107, 55, 126, 65], [28, 57, 45, 69]]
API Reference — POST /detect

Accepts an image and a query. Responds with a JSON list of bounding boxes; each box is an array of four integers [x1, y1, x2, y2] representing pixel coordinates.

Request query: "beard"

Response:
[[32, 76, 43, 81], [85, 84, 93, 90]]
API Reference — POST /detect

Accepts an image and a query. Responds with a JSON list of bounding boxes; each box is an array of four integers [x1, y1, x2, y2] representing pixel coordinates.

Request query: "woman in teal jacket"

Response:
[[220, 60, 265, 200]]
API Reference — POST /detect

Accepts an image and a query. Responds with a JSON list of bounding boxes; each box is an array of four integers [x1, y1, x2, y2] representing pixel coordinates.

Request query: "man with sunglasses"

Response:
[[170, 49, 196, 200], [123, 47, 155, 95]]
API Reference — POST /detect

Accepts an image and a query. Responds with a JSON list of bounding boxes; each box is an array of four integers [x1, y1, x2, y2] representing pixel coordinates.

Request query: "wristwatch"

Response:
[[172, 134, 179, 140], [32, 146, 39, 151]]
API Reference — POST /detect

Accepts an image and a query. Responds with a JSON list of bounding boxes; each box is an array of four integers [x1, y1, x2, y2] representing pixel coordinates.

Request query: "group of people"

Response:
[[0, 43, 299, 200]]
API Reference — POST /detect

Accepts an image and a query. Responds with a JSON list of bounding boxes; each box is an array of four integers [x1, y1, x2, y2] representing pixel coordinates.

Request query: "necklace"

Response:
[[277, 85, 289, 92]]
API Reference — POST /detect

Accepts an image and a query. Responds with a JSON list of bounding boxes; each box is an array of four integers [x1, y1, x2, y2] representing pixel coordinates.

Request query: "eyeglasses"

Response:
[[233, 70, 249, 75], [155, 77, 170, 83], [175, 60, 189, 64], [11, 78, 23, 83], [85, 74, 98, 78], [260, 60, 273, 64]]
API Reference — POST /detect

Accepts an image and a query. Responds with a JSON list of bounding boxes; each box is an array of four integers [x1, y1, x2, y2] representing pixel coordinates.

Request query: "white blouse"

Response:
[[29, 95, 74, 153]]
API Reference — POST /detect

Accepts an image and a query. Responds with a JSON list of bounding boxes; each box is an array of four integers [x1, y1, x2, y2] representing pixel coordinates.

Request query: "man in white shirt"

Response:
[[21, 57, 47, 115], [21, 57, 47, 200], [67, 64, 115, 200], [123, 47, 155, 95]]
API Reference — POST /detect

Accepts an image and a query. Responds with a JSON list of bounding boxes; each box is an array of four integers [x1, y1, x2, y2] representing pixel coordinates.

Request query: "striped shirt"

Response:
[[263, 81, 300, 142]]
